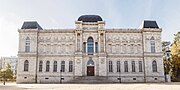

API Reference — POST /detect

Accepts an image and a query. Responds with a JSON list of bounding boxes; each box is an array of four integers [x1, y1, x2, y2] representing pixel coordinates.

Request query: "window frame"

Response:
[[24, 60, 29, 71], [152, 60, 157, 72], [46, 61, 50, 72], [61, 61, 65, 72], [109, 61, 113, 72], [124, 61, 128, 72], [25, 37, 30, 52], [69, 61, 73, 72], [117, 61, 121, 72], [39, 61, 43, 72], [150, 37, 155, 53], [139, 61, 143, 72], [87, 37, 94, 53], [53, 61, 57, 72], [132, 61, 135, 72]]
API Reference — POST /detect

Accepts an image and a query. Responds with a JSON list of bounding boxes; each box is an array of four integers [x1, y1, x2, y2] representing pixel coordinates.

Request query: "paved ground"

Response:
[[0, 82, 180, 90]]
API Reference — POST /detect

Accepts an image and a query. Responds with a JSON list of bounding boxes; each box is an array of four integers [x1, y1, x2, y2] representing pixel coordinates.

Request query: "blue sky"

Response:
[[0, 0, 180, 56]]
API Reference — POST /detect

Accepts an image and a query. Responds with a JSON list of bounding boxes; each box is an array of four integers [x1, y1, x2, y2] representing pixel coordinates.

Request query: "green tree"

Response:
[[0, 64, 14, 81], [170, 32, 180, 81]]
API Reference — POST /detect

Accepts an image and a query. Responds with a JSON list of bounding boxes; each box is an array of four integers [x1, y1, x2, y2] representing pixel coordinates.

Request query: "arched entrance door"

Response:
[[87, 59, 94, 76]]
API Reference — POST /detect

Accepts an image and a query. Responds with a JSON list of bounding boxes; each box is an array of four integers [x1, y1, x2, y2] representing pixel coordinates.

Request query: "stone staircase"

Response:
[[69, 76, 114, 83]]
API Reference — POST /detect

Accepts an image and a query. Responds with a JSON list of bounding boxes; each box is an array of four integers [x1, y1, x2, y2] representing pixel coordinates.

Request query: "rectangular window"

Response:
[[139, 61, 143, 72], [117, 61, 121, 72], [151, 41, 155, 53], [25, 46, 30, 52], [53, 61, 57, 72], [25, 38, 30, 52], [39, 61, 43, 72], [83, 42, 86, 52], [61, 61, 65, 72], [95, 42, 98, 53], [109, 61, 113, 72], [124, 61, 128, 72], [69, 61, 73, 72], [132, 61, 135, 72]]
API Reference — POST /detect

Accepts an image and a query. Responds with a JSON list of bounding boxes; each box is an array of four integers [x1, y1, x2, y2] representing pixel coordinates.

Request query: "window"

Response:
[[152, 60, 157, 72], [69, 61, 73, 72], [39, 61, 43, 72], [25, 37, 30, 52], [77, 33, 80, 51], [109, 61, 113, 72], [150, 37, 155, 53], [24, 60, 29, 71], [53, 61, 57, 72], [46, 61, 50, 72], [117, 61, 121, 72], [133, 78, 136, 80], [139, 61, 143, 72], [87, 58, 94, 65], [83, 42, 86, 52], [124, 61, 128, 72], [130, 44, 134, 53], [87, 37, 94, 53], [132, 61, 135, 72], [61, 61, 65, 72], [95, 42, 98, 53]]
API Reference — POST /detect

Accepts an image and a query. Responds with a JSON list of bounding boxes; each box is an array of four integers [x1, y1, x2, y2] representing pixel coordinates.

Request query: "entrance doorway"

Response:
[[87, 66, 94, 76], [87, 57, 95, 76]]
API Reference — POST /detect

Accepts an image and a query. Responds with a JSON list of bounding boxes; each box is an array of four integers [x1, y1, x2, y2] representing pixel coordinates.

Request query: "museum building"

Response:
[[17, 15, 165, 83]]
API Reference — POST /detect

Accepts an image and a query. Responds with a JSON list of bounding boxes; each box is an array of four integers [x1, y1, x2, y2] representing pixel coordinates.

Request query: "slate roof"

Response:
[[21, 21, 43, 30], [78, 15, 103, 22], [143, 20, 159, 28]]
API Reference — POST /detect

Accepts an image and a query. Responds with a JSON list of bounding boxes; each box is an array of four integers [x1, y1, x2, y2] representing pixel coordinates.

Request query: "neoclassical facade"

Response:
[[17, 15, 165, 83]]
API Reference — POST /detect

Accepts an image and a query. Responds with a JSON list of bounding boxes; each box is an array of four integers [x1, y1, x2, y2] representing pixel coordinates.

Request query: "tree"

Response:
[[0, 64, 14, 81], [170, 32, 180, 81]]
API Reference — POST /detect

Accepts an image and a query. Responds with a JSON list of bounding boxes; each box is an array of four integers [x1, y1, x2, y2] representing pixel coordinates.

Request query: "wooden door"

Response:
[[87, 66, 94, 76]]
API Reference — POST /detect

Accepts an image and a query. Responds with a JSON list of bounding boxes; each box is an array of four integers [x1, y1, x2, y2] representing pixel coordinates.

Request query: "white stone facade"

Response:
[[17, 15, 165, 83]]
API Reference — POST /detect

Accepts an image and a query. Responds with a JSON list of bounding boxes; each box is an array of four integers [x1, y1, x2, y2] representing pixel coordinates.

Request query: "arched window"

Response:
[[124, 61, 128, 72], [61, 61, 65, 72], [152, 60, 157, 72], [132, 61, 135, 72], [46, 61, 50, 72], [53, 61, 57, 72], [87, 37, 94, 54], [109, 61, 113, 72], [39, 61, 43, 72], [25, 37, 30, 52], [117, 61, 120, 72], [150, 37, 155, 53], [24, 60, 29, 71], [69, 61, 73, 72], [87, 58, 94, 66]]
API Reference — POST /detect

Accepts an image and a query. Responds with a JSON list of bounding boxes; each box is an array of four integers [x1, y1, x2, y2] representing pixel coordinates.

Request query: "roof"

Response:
[[77, 15, 103, 22], [142, 20, 159, 28], [21, 21, 43, 30]]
